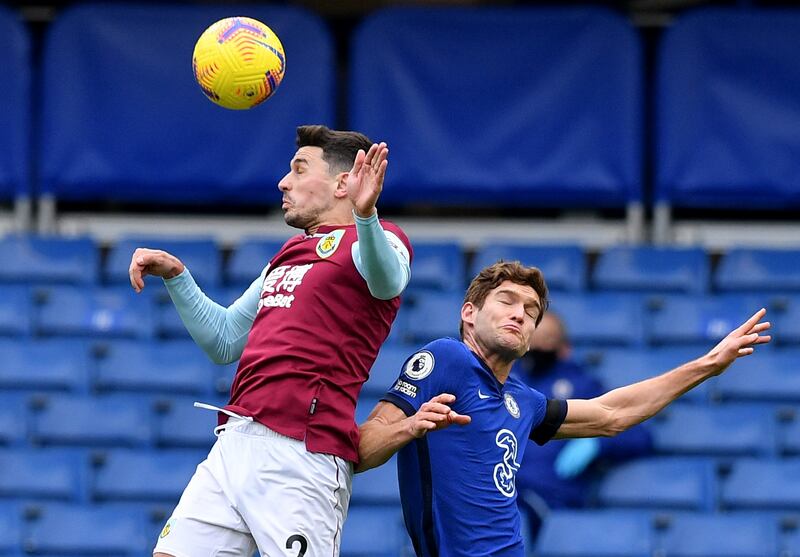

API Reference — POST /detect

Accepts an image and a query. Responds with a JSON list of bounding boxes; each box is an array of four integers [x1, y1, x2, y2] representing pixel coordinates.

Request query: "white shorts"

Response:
[[154, 417, 353, 557]]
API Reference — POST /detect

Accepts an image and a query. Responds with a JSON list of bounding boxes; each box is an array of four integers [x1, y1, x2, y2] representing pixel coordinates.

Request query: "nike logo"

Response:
[[477, 389, 491, 399]]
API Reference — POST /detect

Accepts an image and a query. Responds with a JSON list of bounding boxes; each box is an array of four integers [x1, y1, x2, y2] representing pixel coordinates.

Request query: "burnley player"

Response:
[[358, 261, 771, 557], [128, 125, 412, 557]]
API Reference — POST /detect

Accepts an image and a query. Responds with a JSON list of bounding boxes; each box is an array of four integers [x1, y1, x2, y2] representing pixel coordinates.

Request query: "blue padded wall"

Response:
[[0, 6, 30, 201]]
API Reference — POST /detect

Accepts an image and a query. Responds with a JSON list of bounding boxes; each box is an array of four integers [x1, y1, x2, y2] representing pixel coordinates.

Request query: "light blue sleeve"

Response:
[[351, 211, 411, 300], [162, 266, 265, 365]]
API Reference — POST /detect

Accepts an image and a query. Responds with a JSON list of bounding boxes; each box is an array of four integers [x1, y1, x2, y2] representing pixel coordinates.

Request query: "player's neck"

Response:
[[305, 206, 356, 235], [462, 335, 514, 384]]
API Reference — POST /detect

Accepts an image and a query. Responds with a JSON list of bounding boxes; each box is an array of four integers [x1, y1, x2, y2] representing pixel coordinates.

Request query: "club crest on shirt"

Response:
[[403, 350, 435, 380], [316, 229, 346, 259], [504, 393, 521, 419], [159, 518, 175, 539]]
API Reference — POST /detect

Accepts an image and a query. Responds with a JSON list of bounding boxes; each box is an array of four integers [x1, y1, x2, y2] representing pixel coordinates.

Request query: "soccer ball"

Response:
[[192, 16, 286, 110]]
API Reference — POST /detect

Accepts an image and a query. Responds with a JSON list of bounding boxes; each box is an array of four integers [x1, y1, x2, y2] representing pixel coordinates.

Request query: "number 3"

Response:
[[286, 534, 309, 557]]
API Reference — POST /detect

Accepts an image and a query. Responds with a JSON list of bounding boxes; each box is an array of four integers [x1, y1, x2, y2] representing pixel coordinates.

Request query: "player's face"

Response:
[[471, 281, 542, 360], [278, 146, 338, 230]]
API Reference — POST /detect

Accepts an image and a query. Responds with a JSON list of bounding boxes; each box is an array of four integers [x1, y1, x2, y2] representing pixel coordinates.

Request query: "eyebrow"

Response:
[[291, 157, 309, 168]]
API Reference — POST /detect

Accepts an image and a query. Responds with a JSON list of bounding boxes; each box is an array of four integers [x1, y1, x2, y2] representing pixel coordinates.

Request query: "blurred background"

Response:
[[0, 0, 799, 555]]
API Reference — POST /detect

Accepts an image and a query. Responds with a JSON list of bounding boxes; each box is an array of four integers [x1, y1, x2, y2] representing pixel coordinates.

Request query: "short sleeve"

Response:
[[381, 338, 465, 417]]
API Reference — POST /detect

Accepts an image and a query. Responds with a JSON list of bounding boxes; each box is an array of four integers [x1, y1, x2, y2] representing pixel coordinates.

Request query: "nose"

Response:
[[510, 303, 525, 323], [278, 172, 291, 192]]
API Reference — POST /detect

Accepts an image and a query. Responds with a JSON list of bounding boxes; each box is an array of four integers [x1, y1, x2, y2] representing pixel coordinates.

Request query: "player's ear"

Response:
[[333, 172, 348, 199], [461, 302, 476, 327]]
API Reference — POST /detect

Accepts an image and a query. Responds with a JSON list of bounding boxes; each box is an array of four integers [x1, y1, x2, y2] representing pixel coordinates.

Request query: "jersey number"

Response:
[[286, 534, 309, 557]]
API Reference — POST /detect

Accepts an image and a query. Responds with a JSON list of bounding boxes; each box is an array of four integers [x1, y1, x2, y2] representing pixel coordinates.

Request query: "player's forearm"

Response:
[[353, 211, 409, 300], [164, 269, 260, 364], [356, 418, 417, 473], [596, 355, 715, 434]]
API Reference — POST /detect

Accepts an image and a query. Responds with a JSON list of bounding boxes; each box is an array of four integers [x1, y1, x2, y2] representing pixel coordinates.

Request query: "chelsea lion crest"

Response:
[[504, 393, 521, 419], [316, 229, 346, 259]]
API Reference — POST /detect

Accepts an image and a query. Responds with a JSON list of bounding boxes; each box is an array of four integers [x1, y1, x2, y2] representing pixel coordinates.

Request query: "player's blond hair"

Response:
[[459, 261, 549, 338]]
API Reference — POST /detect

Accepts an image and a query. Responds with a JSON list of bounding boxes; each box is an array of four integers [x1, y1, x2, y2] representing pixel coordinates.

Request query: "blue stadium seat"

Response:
[[593, 246, 709, 294], [351, 7, 642, 210], [40, 4, 334, 207], [651, 404, 776, 456], [0, 235, 98, 285], [714, 351, 800, 403], [721, 458, 800, 510], [597, 457, 716, 510], [0, 338, 89, 392], [0, 502, 20, 554], [340, 506, 408, 557], [0, 285, 31, 336], [226, 237, 288, 288], [590, 347, 711, 402], [23, 503, 148, 555], [780, 408, 800, 456], [351, 455, 400, 506], [92, 449, 205, 502], [35, 286, 154, 339], [773, 295, 800, 345], [0, 6, 30, 203], [657, 10, 800, 215], [154, 397, 221, 449], [30, 394, 152, 447], [94, 340, 215, 395], [646, 294, 769, 346], [0, 394, 29, 446], [362, 343, 415, 396], [715, 249, 800, 293], [470, 243, 585, 292], [550, 293, 645, 346], [535, 510, 652, 557], [784, 518, 800, 555], [656, 512, 778, 557], [153, 286, 240, 340], [0, 448, 82, 501], [105, 236, 222, 288], [407, 241, 466, 293], [403, 291, 464, 343]]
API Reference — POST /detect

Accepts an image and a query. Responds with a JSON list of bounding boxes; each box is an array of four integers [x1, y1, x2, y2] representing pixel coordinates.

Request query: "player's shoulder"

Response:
[[414, 338, 472, 371], [378, 219, 412, 249], [506, 373, 547, 404]]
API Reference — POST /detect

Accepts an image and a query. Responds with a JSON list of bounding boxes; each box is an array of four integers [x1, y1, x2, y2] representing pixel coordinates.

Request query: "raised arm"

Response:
[[555, 309, 771, 439], [357, 394, 470, 473]]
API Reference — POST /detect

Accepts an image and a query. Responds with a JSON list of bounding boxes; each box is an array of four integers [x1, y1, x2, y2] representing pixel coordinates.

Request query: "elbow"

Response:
[[600, 410, 629, 438]]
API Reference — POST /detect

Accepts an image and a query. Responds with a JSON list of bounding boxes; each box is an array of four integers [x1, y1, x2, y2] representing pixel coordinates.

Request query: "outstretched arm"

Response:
[[555, 309, 771, 439], [357, 394, 470, 473]]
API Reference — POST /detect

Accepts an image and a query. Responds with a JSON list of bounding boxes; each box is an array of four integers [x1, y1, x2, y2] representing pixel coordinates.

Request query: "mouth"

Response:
[[501, 324, 522, 335], [281, 199, 291, 210]]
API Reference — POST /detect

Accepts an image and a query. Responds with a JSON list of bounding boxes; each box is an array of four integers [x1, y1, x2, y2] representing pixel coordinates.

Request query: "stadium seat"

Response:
[[105, 236, 222, 288], [154, 397, 222, 449], [350, 7, 642, 212], [550, 293, 645, 346], [30, 394, 152, 447], [0, 285, 31, 336], [590, 346, 711, 402], [226, 236, 288, 288], [0, 502, 20, 554], [780, 408, 800, 456], [0, 448, 82, 501], [715, 249, 800, 293], [470, 243, 585, 292], [23, 503, 148, 555], [153, 286, 241, 340], [0, 394, 29, 446], [593, 246, 709, 294], [362, 343, 415, 396], [0, 5, 30, 204], [0, 338, 89, 393], [535, 510, 652, 557], [94, 340, 215, 395], [646, 294, 769, 346], [402, 291, 464, 343], [597, 457, 716, 510], [651, 403, 776, 456], [40, 4, 334, 207], [714, 351, 800, 403], [407, 241, 466, 293], [340, 505, 408, 557], [92, 449, 205, 502], [655, 10, 800, 240], [350, 455, 400, 506], [0, 235, 98, 285], [720, 458, 800, 510], [35, 286, 154, 339], [655, 512, 778, 557], [772, 295, 800, 345]]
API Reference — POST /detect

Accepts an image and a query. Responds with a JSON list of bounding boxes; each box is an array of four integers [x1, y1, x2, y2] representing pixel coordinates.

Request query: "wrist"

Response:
[[353, 208, 377, 220], [163, 262, 186, 280]]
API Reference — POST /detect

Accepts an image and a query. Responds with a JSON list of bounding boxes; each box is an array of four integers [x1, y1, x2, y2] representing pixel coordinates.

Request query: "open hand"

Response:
[[706, 308, 771, 375], [407, 393, 471, 438], [346, 142, 388, 218]]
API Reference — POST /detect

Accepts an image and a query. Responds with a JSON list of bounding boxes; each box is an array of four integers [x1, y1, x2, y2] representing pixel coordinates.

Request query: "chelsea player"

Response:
[[358, 261, 771, 557]]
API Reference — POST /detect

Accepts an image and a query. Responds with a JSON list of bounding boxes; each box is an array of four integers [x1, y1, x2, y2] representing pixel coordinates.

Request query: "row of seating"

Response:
[[535, 510, 800, 557], [3, 234, 800, 293], [1, 6, 799, 214]]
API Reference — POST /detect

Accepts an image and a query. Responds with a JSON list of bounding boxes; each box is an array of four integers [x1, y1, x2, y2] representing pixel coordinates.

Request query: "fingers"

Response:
[[746, 321, 771, 335], [350, 148, 366, 174], [736, 308, 767, 334]]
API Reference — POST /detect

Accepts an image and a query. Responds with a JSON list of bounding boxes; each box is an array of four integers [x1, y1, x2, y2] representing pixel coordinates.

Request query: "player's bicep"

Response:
[[553, 398, 614, 439]]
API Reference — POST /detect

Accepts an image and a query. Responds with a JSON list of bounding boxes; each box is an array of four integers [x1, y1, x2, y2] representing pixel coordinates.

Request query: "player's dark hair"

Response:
[[296, 125, 373, 175], [460, 261, 549, 338]]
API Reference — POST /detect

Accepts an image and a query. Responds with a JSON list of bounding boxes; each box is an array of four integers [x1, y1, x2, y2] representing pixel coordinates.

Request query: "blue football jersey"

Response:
[[382, 338, 567, 557]]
